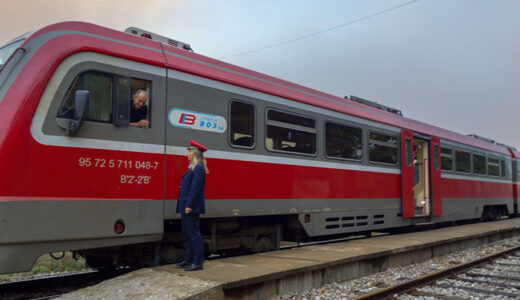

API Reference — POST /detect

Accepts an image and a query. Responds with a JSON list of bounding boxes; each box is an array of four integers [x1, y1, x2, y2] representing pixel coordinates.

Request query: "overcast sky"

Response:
[[1, 0, 518, 148]]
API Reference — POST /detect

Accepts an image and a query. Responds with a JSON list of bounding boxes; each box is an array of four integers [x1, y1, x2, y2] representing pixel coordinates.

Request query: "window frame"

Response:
[[367, 130, 399, 166], [441, 147, 454, 171], [228, 99, 256, 150], [57, 70, 115, 123], [323, 120, 364, 162], [405, 138, 412, 167], [454, 149, 471, 173], [500, 159, 506, 178], [504, 158, 512, 178], [433, 144, 440, 170], [56, 69, 152, 127], [264, 107, 317, 157], [472, 152, 487, 175], [487, 156, 501, 177]]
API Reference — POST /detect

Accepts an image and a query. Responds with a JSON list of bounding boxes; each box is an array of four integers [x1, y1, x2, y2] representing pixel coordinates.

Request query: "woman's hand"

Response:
[[185, 207, 193, 214]]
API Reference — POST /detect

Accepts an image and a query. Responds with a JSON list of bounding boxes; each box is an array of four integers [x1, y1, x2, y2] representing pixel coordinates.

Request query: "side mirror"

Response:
[[67, 90, 90, 135]]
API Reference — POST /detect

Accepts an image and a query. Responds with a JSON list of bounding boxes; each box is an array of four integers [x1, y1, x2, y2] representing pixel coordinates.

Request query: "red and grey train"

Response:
[[0, 22, 518, 273]]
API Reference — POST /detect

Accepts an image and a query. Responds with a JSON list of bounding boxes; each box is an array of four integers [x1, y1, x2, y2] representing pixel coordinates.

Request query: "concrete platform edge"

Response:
[[222, 221, 520, 299]]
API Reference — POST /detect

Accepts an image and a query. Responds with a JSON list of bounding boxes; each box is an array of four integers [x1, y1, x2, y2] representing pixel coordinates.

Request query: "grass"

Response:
[[0, 252, 88, 280]]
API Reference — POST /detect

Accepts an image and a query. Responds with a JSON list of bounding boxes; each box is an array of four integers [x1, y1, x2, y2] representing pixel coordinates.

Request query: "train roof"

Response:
[[21, 21, 511, 156]]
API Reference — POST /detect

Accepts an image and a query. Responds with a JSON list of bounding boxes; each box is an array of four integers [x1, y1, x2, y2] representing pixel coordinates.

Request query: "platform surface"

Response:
[[62, 218, 520, 299]]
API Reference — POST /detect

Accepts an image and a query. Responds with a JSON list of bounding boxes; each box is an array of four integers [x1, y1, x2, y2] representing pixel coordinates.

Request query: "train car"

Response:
[[0, 22, 516, 273]]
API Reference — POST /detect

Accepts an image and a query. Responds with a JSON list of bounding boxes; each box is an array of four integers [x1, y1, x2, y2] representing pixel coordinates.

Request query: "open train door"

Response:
[[431, 137, 442, 215], [401, 129, 414, 218]]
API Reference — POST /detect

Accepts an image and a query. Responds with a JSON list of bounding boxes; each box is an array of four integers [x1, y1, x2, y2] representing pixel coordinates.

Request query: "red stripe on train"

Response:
[[168, 155, 402, 200], [441, 178, 513, 198]]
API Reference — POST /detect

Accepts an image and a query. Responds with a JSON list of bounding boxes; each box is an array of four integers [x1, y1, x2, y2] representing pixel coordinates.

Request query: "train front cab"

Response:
[[0, 25, 169, 274]]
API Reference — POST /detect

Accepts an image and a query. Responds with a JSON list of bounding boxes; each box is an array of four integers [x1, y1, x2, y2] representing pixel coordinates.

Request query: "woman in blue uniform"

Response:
[[176, 140, 209, 271]]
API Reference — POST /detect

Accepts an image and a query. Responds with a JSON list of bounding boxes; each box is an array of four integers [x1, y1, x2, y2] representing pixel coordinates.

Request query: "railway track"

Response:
[[353, 245, 520, 300], [0, 223, 509, 299], [0, 232, 386, 299], [0, 269, 131, 300]]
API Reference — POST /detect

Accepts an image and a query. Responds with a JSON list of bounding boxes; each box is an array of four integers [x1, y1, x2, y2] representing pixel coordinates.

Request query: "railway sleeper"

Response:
[[435, 283, 519, 298], [457, 277, 520, 290]]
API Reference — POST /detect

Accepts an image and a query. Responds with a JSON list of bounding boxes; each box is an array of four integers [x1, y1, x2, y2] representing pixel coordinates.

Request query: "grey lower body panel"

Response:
[[165, 197, 515, 238], [0, 234, 161, 274], [301, 208, 408, 236], [164, 198, 402, 219], [302, 197, 514, 237], [439, 197, 514, 222], [0, 200, 163, 273]]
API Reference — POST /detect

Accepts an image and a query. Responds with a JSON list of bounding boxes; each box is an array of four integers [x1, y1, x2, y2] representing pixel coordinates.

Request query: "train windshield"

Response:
[[0, 37, 26, 71]]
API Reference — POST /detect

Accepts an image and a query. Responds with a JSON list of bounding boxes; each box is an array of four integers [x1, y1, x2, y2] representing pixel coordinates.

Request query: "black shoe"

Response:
[[184, 264, 203, 271], [176, 261, 190, 267]]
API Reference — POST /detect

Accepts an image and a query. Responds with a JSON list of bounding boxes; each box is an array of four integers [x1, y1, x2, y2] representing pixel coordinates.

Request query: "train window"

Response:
[[229, 100, 255, 148], [405, 138, 412, 167], [58, 76, 80, 119], [59, 72, 113, 122], [128, 78, 152, 127], [266, 109, 316, 155], [472, 154, 486, 175], [58, 71, 151, 126], [441, 147, 453, 171], [368, 132, 398, 165], [500, 159, 506, 177], [433, 145, 439, 170], [505, 158, 512, 178], [116, 77, 131, 124], [325, 122, 363, 160], [455, 150, 470, 173], [488, 157, 500, 176], [268, 109, 315, 128]]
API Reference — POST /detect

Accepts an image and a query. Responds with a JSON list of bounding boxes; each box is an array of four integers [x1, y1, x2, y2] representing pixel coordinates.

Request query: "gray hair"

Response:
[[134, 89, 148, 98]]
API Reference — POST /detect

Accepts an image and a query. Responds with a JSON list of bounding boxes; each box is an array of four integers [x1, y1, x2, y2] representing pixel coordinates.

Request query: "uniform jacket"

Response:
[[177, 163, 206, 214]]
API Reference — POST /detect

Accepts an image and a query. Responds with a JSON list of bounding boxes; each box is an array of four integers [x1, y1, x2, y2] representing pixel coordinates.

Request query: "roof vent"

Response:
[[125, 27, 193, 52], [495, 142, 518, 151], [347, 95, 402, 116], [467, 134, 495, 144]]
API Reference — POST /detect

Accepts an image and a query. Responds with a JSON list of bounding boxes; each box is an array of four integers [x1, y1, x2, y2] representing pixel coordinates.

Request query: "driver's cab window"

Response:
[[57, 71, 151, 127]]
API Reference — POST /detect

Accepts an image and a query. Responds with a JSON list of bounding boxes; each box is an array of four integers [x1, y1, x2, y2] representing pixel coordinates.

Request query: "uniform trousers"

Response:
[[181, 213, 204, 265]]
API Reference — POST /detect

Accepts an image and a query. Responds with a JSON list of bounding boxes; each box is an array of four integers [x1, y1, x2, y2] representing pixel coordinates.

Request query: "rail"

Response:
[[351, 244, 520, 299]]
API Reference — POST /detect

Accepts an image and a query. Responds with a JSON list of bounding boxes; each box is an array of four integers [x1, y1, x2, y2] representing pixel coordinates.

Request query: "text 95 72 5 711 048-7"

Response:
[[78, 157, 159, 170]]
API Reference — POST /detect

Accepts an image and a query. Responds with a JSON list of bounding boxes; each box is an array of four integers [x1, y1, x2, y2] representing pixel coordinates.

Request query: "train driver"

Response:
[[129, 89, 149, 127], [176, 140, 209, 271]]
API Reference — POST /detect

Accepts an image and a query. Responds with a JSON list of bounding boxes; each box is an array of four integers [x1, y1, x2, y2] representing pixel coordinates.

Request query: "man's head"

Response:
[[132, 90, 148, 110]]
